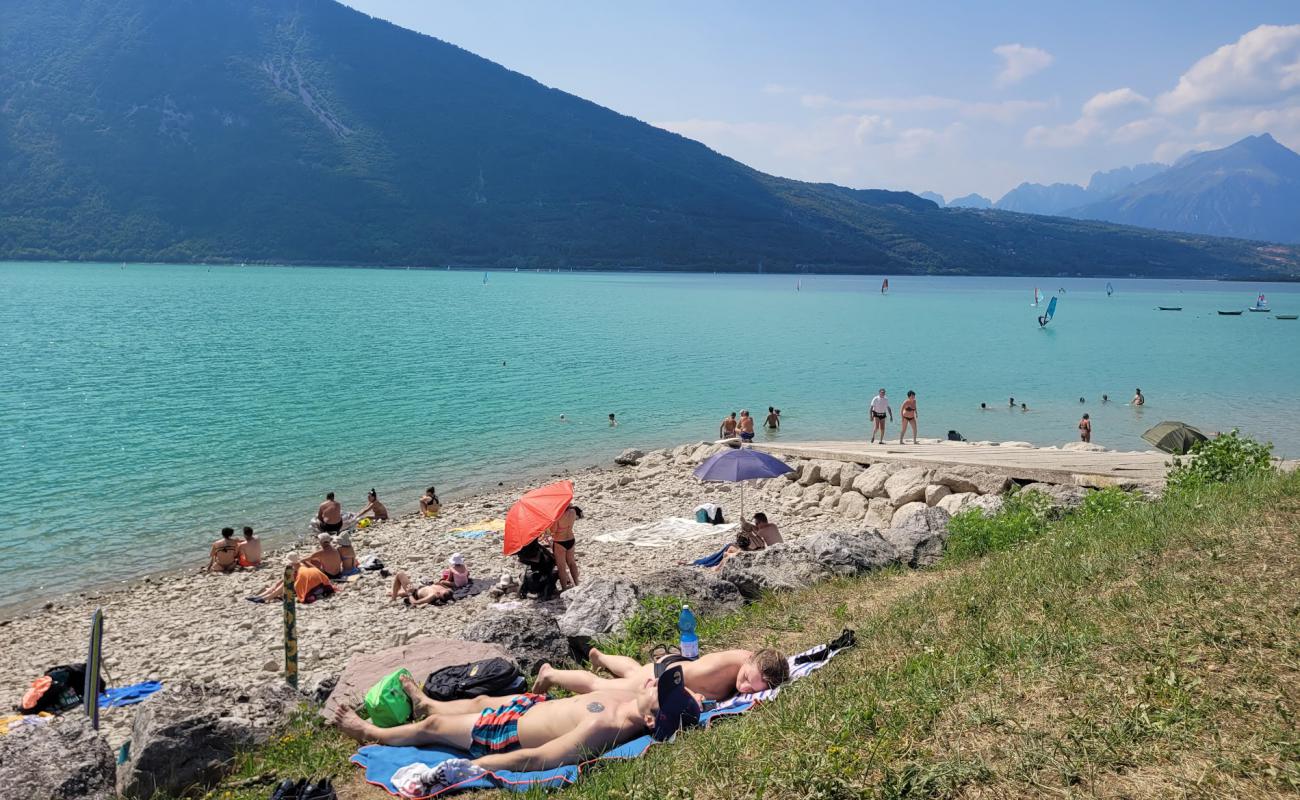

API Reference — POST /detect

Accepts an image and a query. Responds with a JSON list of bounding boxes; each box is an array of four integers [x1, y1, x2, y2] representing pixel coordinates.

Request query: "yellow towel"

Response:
[[449, 518, 506, 533]]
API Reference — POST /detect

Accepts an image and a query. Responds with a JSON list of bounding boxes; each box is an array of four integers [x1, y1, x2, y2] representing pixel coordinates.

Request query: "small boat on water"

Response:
[[1106, 282, 1114, 296], [1218, 310, 1243, 316], [1249, 293, 1270, 312], [1031, 287, 1042, 307], [1157, 306, 1182, 311], [881, 278, 889, 294], [1278, 315, 1298, 320]]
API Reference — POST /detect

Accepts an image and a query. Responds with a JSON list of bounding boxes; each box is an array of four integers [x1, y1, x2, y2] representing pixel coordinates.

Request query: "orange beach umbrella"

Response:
[[503, 480, 574, 555]]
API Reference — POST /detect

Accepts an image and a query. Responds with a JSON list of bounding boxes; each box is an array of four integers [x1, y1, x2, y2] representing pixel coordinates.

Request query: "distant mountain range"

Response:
[[2, 0, 1298, 278], [927, 136, 1300, 244]]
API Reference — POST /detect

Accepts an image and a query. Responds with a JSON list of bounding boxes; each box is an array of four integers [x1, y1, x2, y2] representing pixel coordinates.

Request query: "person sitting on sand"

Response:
[[737, 409, 756, 442], [419, 486, 441, 518], [534, 646, 789, 702], [357, 489, 389, 522], [209, 527, 239, 573], [236, 526, 261, 569], [317, 492, 343, 533], [305, 533, 344, 579], [719, 412, 738, 439], [336, 532, 358, 574], [332, 666, 701, 778], [1079, 413, 1092, 443], [764, 406, 780, 430], [547, 505, 583, 591], [711, 512, 782, 571], [247, 557, 336, 604]]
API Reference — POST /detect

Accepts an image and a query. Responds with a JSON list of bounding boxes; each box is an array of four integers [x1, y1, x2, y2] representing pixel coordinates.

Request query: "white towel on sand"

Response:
[[593, 517, 737, 548]]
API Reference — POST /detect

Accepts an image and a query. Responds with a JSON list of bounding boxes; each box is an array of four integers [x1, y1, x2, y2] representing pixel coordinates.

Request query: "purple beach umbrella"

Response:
[[693, 448, 794, 519]]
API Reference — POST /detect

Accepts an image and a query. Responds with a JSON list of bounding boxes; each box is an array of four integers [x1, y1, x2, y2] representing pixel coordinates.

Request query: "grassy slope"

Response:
[[192, 472, 1299, 799]]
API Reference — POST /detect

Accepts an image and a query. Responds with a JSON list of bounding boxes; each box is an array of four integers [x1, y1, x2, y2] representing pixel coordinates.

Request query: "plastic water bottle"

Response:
[[678, 605, 699, 659]]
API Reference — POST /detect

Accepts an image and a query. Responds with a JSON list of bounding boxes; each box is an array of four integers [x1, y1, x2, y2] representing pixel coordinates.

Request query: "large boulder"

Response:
[[117, 684, 257, 799], [890, 501, 930, 529], [931, 466, 1013, 496], [924, 484, 951, 506], [1020, 483, 1088, 514], [614, 448, 645, 466], [460, 610, 570, 675], [836, 490, 867, 520], [557, 579, 640, 638], [883, 506, 952, 568], [718, 544, 831, 599], [819, 460, 846, 486], [780, 482, 805, 501], [968, 494, 1005, 517], [818, 488, 842, 512], [851, 464, 893, 498], [884, 467, 930, 504], [635, 568, 743, 615], [0, 716, 115, 800], [797, 462, 823, 487], [802, 483, 827, 505], [936, 491, 979, 516], [865, 497, 894, 529], [803, 531, 897, 575], [838, 463, 864, 491]]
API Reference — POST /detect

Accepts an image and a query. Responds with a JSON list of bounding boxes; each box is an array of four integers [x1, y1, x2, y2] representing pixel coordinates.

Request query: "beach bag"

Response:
[[423, 658, 523, 702], [947, 430, 966, 442], [20, 663, 102, 715], [363, 669, 413, 728]]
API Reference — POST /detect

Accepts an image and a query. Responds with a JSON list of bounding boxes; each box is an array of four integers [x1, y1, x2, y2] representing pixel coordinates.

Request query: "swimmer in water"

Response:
[[608, 413, 617, 427], [560, 414, 570, 423], [1020, 403, 1028, 412], [980, 402, 987, 410], [1009, 397, 1015, 408]]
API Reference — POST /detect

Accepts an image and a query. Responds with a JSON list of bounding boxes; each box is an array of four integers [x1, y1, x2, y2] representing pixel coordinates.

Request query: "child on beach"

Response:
[[236, 526, 261, 568]]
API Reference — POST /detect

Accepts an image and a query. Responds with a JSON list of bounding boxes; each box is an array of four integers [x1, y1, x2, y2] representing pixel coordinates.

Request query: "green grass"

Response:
[[187, 469, 1300, 799]]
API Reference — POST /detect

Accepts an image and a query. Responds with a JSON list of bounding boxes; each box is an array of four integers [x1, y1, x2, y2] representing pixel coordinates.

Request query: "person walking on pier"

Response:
[[869, 389, 892, 444]]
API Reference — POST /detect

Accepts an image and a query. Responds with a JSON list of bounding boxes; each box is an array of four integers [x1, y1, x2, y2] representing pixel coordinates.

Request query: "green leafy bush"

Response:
[[596, 595, 686, 658], [1076, 486, 1141, 521], [943, 489, 1052, 563], [1167, 430, 1274, 494]]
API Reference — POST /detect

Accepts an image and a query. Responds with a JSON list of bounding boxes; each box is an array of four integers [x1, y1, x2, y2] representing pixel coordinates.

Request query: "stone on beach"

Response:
[[803, 530, 897, 575], [718, 544, 832, 599], [865, 497, 895, 529], [851, 463, 894, 498], [1020, 483, 1089, 513], [635, 568, 742, 615], [835, 490, 868, 520], [557, 578, 640, 637], [884, 467, 931, 504], [0, 716, 116, 800], [936, 491, 979, 516], [883, 506, 952, 568], [460, 609, 570, 676], [797, 462, 824, 487], [924, 484, 951, 506], [931, 466, 1013, 495]]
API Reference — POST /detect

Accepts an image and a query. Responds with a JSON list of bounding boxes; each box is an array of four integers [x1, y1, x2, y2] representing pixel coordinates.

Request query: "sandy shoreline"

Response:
[[1, 439, 872, 747]]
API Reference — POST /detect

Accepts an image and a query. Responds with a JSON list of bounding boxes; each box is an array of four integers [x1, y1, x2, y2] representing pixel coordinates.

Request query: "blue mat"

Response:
[[453, 529, 493, 539], [351, 703, 754, 798], [99, 681, 163, 709], [691, 544, 731, 568]]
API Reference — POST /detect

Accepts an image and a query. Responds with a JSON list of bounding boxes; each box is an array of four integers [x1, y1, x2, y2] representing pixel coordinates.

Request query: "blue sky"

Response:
[[344, 1, 1300, 201]]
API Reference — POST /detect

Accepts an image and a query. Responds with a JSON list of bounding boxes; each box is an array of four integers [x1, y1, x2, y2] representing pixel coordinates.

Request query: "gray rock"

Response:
[[0, 716, 115, 800], [818, 488, 841, 511], [804, 530, 897, 575], [635, 567, 743, 615], [851, 464, 893, 498], [932, 466, 1013, 495], [820, 460, 845, 486], [936, 491, 978, 516], [304, 671, 340, 705], [614, 448, 645, 466], [884, 467, 930, 504], [924, 484, 952, 506], [883, 504, 952, 568], [890, 500, 930, 529], [797, 462, 823, 486], [780, 481, 805, 501], [838, 463, 864, 490], [836, 490, 867, 519], [968, 494, 1005, 516], [117, 684, 257, 799], [718, 544, 832, 599], [865, 497, 894, 529], [461, 609, 570, 675], [802, 483, 827, 504], [557, 578, 640, 637], [1020, 483, 1088, 513]]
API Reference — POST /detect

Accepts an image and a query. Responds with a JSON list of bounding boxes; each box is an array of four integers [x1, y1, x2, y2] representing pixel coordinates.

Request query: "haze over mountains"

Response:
[[2, 0, 1298, 278], [926, 136, 1300, 244]]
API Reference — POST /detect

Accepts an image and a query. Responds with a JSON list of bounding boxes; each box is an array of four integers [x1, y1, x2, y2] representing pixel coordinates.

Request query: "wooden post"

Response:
[[282, 563, 298, 689]]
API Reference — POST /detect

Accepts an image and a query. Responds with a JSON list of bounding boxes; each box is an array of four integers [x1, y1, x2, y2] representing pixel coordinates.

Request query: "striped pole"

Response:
[[282, 564, 298, 689]]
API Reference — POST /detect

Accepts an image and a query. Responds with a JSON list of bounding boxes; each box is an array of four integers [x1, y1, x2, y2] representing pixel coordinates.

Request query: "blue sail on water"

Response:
[[1045, 296, 1058, 322], [1106, 282, 1114, 296]]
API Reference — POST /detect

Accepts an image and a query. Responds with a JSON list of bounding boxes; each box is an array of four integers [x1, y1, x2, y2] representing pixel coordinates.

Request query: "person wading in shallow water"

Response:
[[719, 412, 738, 439], [1079, 413, 1092, 443]]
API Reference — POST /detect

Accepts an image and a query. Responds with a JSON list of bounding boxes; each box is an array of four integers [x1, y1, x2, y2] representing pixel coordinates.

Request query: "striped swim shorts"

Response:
[[468, 693, 548, 758]]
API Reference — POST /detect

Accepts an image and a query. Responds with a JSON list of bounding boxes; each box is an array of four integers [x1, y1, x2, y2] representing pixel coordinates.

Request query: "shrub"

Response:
[[596, 595, 686, 658], [943, 489, 1052, 563], [1167, 430, 1273, 494], [1076, 486, 1141, 521]]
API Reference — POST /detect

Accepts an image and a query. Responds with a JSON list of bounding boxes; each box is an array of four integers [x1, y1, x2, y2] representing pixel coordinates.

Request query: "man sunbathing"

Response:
[[533, 646, 789, 702], [333, 666, 701, 780]]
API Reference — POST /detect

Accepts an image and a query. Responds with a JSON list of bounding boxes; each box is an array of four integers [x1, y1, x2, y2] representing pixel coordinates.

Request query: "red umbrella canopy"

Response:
[[503, 480, 574, 555]]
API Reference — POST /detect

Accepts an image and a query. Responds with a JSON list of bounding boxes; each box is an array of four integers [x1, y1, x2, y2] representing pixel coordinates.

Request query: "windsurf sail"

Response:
[[1255, 293, 1268, 309], [482, 271, 489, 284], [796, 279, 802, 292], [1106, 282, 1114, 296], [1032, 287, 1041, 307], [881, 278, 889, 294], [1044, 296, 1057, 322]]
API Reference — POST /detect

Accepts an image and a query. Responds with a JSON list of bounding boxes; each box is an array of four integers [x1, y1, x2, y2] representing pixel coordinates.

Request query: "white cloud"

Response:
[[852, 114, 894, 144], [1025, 116, 1103, 148], [1156, 24, 1300, 113], [798, 92, 1047, 122], [1082, 88, 1149, 117], [1110, 117, 1171, 144], [994, 44, 1053, 86], [1152, 139, 1215, 163]]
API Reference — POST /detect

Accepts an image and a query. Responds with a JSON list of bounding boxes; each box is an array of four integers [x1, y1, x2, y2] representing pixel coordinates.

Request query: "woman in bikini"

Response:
[[1078, 413, 1092, 443], [548, 505, 584, 591], [419, 486, 441, 518], [899, 391, 918, 444]]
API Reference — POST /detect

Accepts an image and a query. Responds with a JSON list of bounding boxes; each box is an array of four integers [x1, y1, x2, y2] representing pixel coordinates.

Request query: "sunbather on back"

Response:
[[533, 647, 789, 702]]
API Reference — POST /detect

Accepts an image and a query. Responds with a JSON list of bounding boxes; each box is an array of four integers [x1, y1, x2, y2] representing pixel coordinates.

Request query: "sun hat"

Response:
[[448, 553, 466, 567]]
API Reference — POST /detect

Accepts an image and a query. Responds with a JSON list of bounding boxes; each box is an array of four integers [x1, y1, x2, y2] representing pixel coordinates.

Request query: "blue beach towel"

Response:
[[98, 681, 163, 709], [453, 529, 493, 540], [350, 643, 845, 798], [691, 544, 731, 568]]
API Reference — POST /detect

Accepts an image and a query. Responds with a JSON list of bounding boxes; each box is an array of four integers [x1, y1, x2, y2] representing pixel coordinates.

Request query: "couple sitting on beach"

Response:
[[208, 527, 261, 572], [334, 646, 788, 780]]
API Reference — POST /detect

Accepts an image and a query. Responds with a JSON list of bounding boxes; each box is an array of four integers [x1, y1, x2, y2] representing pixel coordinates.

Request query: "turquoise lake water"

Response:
[[3, 262, 1299, 603]]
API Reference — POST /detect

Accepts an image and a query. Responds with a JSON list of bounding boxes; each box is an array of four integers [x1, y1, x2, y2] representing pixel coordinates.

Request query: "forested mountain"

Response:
[[2, 0, 1297, 278]]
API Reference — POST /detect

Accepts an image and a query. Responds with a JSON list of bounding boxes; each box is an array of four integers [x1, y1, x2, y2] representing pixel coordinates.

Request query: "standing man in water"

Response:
[[719, 412, 738, 439], [317, 492, 343, 534], [737, 410, 756, 442], [869, 389, 892, 444], [764, 406, 780, 431], [1132, 388, 1145, 406], [899, 391, 918, 444]]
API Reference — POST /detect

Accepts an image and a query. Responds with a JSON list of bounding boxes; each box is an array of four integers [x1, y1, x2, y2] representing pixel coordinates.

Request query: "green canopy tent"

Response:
[[1141, 421, 1209, 455]]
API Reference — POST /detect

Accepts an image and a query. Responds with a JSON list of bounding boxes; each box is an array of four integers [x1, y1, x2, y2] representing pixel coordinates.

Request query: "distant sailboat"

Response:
[[1037, 296, 1058, 328], [881, 278, 889, 294], [482, 271, 489, 285], [1250, 293, 1270, 312], [796, 279, 802, 292], [1031, 287, 1042, 307], [1106, 282, 1114, 296]]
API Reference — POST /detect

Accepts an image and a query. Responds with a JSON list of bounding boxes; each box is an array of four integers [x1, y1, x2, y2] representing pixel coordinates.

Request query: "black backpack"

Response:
[[423, 658, 524, 701], [20, 663, 104, 715]]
